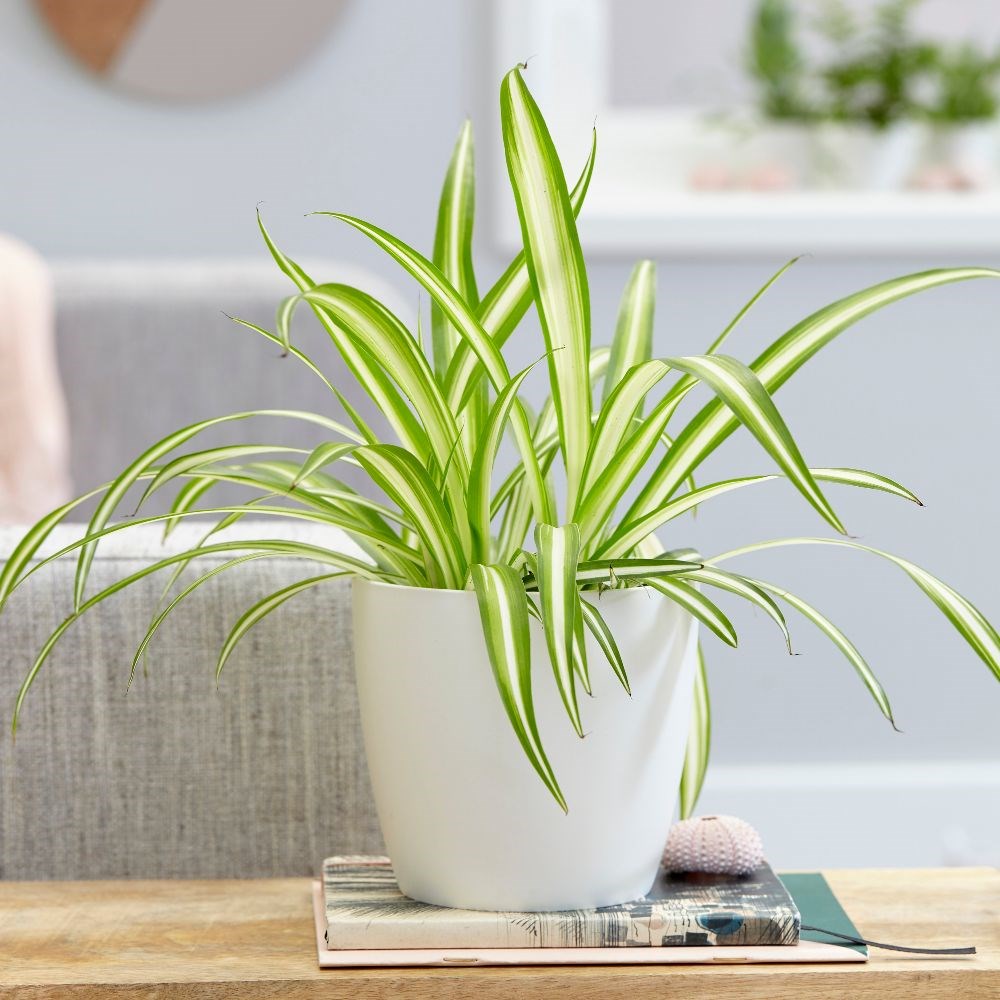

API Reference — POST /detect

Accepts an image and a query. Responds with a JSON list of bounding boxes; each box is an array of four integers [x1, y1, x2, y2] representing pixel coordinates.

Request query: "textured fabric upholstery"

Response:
[[0, 521, 383, 880], [50, 260, 405, 516]]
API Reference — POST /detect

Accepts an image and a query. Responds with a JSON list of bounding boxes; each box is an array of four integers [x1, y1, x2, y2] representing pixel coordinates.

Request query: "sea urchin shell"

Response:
[[663, 815, 764, 876]]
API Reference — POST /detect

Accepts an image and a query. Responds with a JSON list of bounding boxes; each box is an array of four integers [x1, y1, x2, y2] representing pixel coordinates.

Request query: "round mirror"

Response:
[[34, 0, 349, 102]]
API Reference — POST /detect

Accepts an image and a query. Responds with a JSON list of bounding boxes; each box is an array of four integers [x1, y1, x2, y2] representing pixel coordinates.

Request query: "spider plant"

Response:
[[5, 67, 1000, 816]]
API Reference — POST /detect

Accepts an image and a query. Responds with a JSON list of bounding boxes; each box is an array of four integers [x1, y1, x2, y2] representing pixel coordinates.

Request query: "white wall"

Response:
[[1, 0, 998, 867], [609, 0, 1000, 107], [0, 0, 471, 267]]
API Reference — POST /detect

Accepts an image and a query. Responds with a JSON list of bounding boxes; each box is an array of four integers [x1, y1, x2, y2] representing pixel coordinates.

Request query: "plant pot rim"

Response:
[[352, 575, 657, 606]]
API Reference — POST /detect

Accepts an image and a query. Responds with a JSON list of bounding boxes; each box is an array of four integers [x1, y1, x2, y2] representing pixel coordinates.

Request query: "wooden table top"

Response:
[[0, 867, 997, 999]]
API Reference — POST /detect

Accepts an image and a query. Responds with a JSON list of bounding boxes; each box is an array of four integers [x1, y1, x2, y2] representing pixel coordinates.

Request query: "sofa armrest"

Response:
[[0, 521, 382, 880]]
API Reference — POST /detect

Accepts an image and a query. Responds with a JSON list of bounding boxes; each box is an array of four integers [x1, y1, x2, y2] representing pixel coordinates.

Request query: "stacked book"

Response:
[[313, 855, 867, 967]]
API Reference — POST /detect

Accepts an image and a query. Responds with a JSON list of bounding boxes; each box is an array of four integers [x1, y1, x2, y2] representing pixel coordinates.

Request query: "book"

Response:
[[321, 854, 801, 950], [312, 871, 867, 967]]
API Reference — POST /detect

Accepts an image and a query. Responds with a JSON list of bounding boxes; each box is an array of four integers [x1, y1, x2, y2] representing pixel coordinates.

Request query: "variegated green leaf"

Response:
[[16, 505, 406, 599], [709, 257, 802, 356], [745, 575, 895, 724], [303, 284, 461, 470], [0, 483, 117, 611], [150, 455, 407, 537], [523, 555, 590, 697], [129, 553, 272, 688], [685, 567, 792, 653], [491, 347, 611, 550], [575, 383, 696, 547], [172, 462, 418, 582], [535, 523, 584, 737], [333, 388, 380, 446], [655, 355, 845, 534], [656, 257, 802, 417], [602, 465, 917, 559], [468, 364, 538, 562], [152, 469, 422, 603], [603, 261, 656, 405], [227, 314, 348, 409], [275, 294, 299, 355], [709, 537, 1000, 682], [501, 66, 592, 516], [11, 539, 367, 732], [432, 119, 479, 381], [524, 556, 701, 590], [679, 645, 711, 819], [534, 347, 610, 449], [638, 267, 1000, 510], [571, 597, 592, 696], [292, 442, 359, 486], [316, 212, 553, 526], [257, 207, 313, 288], [216, 573, 345, 681], [643, 577, 738, 647], [581, 360, 671, 503], [443, 130, 597, 415], [811, 467, 922, 504], [303, 283, 471, 553], [138, 444, 309, 510], [255, 215, 432, 463], [602, 476, 770, 558], [355, 444, 467, 590], [491, 433, 560, 521], [73, 409, 359, 611], [495, 440, 560, 563], [162, 475, 215, 539], [471, 563, 567, 811], [578, 598, 630, 694]]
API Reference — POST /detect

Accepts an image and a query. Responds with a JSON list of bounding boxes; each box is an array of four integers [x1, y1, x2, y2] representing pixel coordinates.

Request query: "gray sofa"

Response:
[[0, 521, 382, 881], [51, 260, 404, 514], [1, 259, 409, 880]]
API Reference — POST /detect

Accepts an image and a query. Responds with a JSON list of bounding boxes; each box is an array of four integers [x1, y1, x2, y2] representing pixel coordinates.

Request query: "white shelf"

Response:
[[493, 1, 1000, 257], [498, 191, 1000, 256], [569, 192, 1000, 256]]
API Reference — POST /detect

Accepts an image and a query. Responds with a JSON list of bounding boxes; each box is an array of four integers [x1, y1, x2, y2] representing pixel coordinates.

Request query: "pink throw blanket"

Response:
[[0, 235, 70, 523]]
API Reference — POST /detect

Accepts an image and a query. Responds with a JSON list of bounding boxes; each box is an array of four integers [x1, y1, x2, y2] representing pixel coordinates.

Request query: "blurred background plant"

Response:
[[816, 0, 937, 130], [748, 0, 1000, 128], [925, 43, 1000, 123], [739, 0, 1000, 190], [746, 0, 812, 121]]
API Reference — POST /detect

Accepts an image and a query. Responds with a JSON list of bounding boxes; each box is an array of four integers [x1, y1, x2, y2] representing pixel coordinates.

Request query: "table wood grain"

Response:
[[0, 868, 996, 998]]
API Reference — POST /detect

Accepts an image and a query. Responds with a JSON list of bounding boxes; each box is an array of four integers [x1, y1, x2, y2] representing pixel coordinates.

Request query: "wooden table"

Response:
[[0, 868, 996, 998]]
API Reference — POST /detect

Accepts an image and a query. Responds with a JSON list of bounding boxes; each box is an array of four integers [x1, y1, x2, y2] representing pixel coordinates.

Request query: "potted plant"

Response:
[[918, 43, 1000, 189], [739, 0, 817, 188], [814, 0, 936, 188], [746, 0, 811, 124], [747, 0, 935, 189], [5, 67, 1000, 912]]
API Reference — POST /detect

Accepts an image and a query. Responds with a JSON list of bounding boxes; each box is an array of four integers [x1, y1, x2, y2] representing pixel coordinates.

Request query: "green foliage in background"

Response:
[[5, 68, 1000, 812], [926, 44, 1000, 123], [747, 0, 809, 120], [819, 0, 937, 129], [749, 0, 1000, 127]]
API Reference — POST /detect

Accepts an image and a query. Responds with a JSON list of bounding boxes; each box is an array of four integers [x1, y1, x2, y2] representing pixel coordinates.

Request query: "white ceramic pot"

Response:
[[351, 578, 698, 911], [933, 124, 997, 188], [809, 121, 922, 190]]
